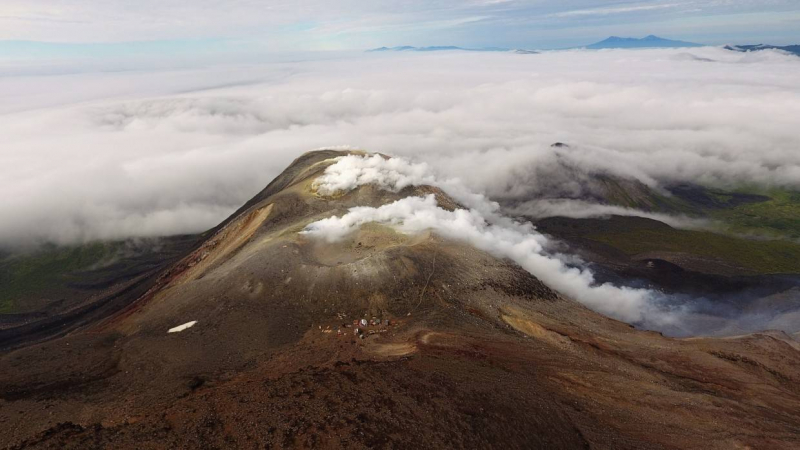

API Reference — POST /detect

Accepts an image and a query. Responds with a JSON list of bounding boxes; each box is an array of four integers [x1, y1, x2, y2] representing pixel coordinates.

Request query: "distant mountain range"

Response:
[[585, 35, 702, 49], [367, 46, 538, 54], [724, 44, 800, 56], [367, 38, 800, 56], [368, 37, 700, 53]]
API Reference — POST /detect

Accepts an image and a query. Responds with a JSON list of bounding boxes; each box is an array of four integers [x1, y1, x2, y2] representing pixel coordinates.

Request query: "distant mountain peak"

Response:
[[586, 35, 702, 49]]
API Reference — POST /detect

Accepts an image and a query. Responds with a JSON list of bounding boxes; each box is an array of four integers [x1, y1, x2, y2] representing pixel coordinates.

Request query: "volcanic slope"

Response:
[[495, 149, 800, 335], [2, 150, 800, 449]]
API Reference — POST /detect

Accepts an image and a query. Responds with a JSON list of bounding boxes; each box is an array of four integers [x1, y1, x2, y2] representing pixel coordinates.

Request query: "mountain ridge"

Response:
[[586, 35, 702, 49]]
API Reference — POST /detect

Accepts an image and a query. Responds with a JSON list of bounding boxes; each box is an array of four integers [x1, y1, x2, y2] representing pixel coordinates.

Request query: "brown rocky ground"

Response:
[[1, 150, 800, 449]]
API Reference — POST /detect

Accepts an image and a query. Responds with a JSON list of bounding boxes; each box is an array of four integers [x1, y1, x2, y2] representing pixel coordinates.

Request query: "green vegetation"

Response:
[[709, 189, 800, 240], [599, 178, 800, 241], [589, 227, 800, 275], [0, 243, 121, 313]]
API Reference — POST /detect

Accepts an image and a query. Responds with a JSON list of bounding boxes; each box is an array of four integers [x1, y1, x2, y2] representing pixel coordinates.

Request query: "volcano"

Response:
[[586, 35, 702, 49], [2, 150, 800, 449]]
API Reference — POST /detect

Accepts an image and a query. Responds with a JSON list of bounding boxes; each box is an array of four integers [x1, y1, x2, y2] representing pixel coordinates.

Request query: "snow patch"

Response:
[[168, 321, 198, 333]]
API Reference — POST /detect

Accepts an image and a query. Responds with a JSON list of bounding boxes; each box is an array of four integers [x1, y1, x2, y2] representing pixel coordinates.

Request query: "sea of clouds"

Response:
[[1, 47, 800, 247]]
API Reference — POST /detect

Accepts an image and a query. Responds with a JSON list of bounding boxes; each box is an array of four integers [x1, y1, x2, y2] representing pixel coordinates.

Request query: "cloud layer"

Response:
[[504, 199, 712, 229], [1, 47, 800, 247]]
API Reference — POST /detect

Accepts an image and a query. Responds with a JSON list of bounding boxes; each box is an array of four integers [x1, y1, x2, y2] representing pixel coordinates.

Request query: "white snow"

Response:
[[168, 321, 198, 333]]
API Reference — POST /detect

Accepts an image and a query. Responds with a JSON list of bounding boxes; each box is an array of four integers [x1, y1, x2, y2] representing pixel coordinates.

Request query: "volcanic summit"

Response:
[[2, 150, 800, 449]]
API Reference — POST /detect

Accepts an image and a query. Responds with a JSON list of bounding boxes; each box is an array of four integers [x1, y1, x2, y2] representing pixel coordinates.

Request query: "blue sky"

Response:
[[1, 0, 799, 59]]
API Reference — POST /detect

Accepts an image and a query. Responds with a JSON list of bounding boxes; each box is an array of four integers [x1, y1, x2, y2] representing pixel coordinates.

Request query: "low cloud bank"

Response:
[[505, 199, 712, 229], [2, 48, 800, 246]]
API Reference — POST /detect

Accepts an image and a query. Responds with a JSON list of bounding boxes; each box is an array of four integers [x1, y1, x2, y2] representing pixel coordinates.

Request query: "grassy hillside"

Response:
[[708, 189, 800, 240], [595, 177, 800, 240], [0, 243, 122, 313], [0, 236, 199, 315], [589, 226, 800, 275]]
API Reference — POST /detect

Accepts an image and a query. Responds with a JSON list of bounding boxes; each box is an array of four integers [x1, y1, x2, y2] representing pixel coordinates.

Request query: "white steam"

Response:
[[312, 154, 436, 196], [303, 155, 679, 328]]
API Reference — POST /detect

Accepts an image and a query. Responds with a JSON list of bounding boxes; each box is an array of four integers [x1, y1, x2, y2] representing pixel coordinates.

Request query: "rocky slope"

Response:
[[1, 150, 800, 449]]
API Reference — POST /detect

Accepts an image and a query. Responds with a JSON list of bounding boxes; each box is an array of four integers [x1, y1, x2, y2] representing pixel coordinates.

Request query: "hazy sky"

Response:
[[1, 0, 799, 58]]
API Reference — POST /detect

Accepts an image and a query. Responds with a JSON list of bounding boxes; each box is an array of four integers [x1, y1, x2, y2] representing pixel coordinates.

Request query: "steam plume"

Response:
[[303, 155, 682, 329]]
